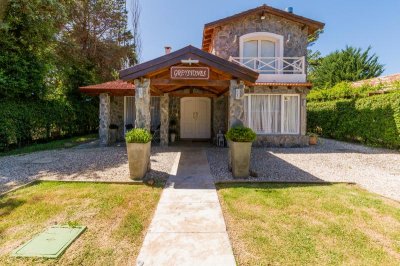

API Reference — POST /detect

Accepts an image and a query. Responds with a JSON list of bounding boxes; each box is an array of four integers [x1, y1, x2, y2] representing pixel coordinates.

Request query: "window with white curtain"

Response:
[[244, 94, 300, 134]]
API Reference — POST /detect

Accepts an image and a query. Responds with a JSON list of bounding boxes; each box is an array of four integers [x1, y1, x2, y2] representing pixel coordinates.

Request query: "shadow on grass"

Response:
[[0, 198, 26, 216], [216, 182, 334, 191]]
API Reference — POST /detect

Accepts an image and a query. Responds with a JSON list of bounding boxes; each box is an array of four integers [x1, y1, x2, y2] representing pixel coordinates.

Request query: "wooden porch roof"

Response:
[[119, 45, 259, 97], [120, 45, 259, 82]]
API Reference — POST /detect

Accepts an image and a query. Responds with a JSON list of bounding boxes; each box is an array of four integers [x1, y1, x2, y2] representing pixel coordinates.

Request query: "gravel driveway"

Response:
[[207, 138, 400, 201], [0, 145, 179, 194]]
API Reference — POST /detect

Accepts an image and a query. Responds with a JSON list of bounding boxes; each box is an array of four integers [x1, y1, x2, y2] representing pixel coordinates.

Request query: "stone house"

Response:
[[80, 4, 324, 147]]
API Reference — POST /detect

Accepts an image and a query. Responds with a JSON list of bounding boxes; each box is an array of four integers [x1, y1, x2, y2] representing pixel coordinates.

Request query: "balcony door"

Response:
[[243, 39, 276, 73]]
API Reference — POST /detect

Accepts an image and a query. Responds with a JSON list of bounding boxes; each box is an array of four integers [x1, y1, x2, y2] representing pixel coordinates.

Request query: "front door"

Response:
[[180, 97, 211, 139]]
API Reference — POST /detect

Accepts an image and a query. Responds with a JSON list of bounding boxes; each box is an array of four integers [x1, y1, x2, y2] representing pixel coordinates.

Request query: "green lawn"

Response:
[[0, 181, 161, 265], [217, 183, 400, 266], [0, 134, 98, 157]]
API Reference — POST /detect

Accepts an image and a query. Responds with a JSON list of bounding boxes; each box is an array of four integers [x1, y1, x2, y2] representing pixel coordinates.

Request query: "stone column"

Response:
[[228, 80, 245, 128], [160, 93, 169, 146], [134, 78, 151, 130], [99, 93, 111, 146]]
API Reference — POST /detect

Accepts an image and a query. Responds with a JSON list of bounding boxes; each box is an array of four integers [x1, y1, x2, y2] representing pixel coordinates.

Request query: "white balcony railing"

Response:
[[229, 56, 306, 83]]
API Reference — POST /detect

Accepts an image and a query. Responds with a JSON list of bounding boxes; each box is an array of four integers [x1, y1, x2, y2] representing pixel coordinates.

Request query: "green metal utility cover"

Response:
[[12, 225, 86, 258]]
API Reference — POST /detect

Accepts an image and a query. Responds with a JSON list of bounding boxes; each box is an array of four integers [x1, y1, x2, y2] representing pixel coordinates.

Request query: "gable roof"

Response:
[[202, 4, 325, 52], [119, 45, 259, 83]]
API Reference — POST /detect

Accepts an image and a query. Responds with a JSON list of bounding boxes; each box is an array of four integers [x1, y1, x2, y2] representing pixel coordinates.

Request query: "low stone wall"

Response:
[[253, 135, 309, 147]]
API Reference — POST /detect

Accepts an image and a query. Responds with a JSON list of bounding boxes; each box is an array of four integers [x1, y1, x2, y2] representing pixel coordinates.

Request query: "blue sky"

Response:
[[131, 0, 399, 75]]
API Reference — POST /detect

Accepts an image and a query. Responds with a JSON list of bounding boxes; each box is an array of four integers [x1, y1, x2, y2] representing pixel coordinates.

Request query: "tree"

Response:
[[54, 0, 136, 98], [130, 0, 142, 64], [310, 46, 384, 89], [0, 0, 66, 99], [307, 29, 323, 77]]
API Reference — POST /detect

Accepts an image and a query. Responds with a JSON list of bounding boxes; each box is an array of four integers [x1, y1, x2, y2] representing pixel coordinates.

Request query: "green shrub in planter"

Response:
[[225, 126, 256, 142], [226, 126, 257, 178], [125, 128, 152, 143]]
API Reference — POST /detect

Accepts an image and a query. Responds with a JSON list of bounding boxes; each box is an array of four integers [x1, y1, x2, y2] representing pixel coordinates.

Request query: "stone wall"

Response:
[[99, 93, 110, 146], [169, 96, 180, 140], [253, 135, 309, 147], [160, 94, 169, 146], [134, 79, 151, 130], [228, 80, 246, 128], [110, 96, 124, 140], [211, 12, 308, 60], [212, 95, 228, 136]]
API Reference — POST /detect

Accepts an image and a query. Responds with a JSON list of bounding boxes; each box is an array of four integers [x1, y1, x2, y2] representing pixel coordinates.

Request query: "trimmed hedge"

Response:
[[226, 126, 257, 142], [307, 91, 400, 149], [0, 99, 98, 151]]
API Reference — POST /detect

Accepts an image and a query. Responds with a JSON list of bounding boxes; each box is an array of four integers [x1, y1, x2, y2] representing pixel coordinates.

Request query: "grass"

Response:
[[0, 134, 98, 157], [217, 183, 400, 266], [0, 181, 162, 265]]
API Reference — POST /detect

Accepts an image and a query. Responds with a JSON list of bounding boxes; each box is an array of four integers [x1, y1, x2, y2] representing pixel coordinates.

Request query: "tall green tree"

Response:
[[0, 0, 66, 99], [310, 46, 384, 89], [56, 0, 135, 97]]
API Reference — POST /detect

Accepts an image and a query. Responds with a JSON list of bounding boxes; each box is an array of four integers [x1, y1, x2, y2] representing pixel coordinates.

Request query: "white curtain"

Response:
[[283, 96, 299, 134], [249, 95, 281, 134], [244, 96, 248, 127]]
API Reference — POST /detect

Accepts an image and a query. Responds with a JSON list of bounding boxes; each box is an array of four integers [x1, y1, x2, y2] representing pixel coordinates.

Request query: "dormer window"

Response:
[[239, 32, 284, 73]]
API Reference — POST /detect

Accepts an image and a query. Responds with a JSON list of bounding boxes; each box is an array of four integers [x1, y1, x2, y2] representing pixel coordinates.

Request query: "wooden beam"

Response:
[[170, 93, 217, 98], [150, 86, 164, 95], [199, 86, 220, 94], [151, 79, 230, 87]]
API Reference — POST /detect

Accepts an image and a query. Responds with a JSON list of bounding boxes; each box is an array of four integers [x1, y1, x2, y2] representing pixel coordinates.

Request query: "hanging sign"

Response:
[[170, 66, 210, 80]]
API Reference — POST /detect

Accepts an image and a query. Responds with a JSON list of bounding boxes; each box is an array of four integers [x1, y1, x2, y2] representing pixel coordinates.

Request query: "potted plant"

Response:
[[169, 119, 177, 143], [308, 132, 318, 145], [109, 124, 119, 144], [125, 128, 152, 180], [225, 126, 257, 178]]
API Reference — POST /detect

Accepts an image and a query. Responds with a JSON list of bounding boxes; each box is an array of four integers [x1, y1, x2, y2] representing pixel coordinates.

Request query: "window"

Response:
[[124, 96, 161, 133], [244, 94, 300, 134], [240, 32, 284, 73]]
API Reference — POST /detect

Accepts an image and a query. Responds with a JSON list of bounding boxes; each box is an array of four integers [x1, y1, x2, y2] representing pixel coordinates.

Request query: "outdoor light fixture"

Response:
[[260, 11, 266, 20], [235, 88, 242, 99], [286, 33, 291, 44], [181, 58, 199, 65]]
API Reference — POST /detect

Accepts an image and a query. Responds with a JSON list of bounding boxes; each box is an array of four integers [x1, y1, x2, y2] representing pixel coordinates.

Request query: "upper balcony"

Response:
[[229, 56, 306, 83]]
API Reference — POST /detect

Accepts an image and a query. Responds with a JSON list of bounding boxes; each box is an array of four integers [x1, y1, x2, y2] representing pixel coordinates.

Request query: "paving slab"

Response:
[[137, 232, 236, 266], [137, 148, 236, 266], [148, 202, 226, 233]]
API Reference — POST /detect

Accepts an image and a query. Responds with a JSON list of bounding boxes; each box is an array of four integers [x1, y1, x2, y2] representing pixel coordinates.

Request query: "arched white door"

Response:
[[180, 97, 211, 139]]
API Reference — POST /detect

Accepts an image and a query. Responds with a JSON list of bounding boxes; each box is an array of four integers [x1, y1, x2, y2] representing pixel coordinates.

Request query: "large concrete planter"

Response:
[[230, 141, 252, 178], [126, 142, 151, 180]]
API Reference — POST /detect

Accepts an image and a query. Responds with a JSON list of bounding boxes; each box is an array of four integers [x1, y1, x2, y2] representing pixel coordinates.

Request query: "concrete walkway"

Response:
[[136, 148, 236, 266]]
